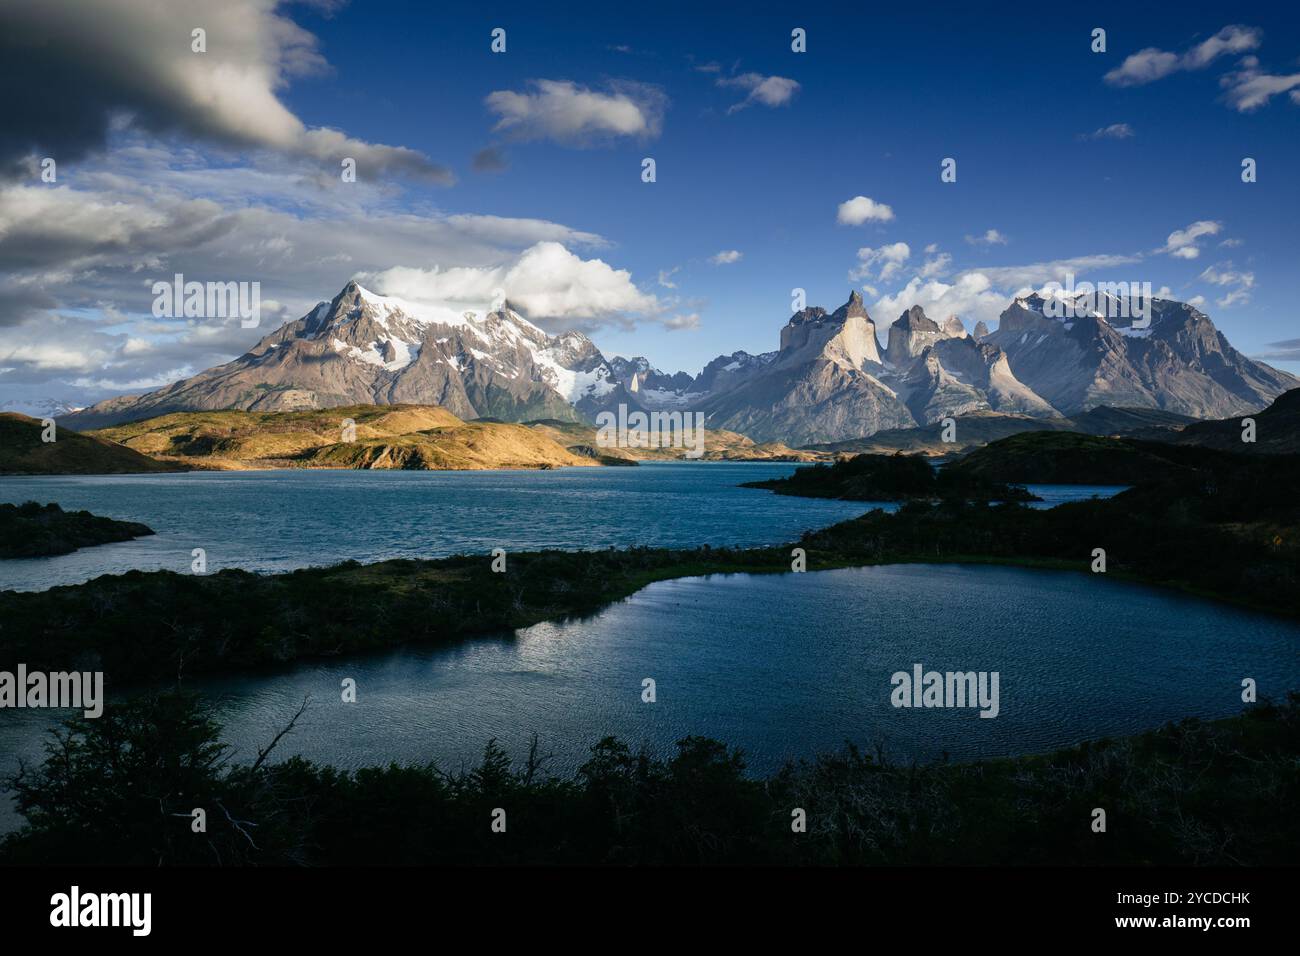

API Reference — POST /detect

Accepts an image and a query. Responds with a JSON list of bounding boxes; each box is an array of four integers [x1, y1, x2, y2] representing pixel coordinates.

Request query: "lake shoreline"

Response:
[[2, 489, 1296, 683]]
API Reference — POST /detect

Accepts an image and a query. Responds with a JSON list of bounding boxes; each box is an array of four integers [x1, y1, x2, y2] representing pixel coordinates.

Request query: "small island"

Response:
[[741, 451, 1040, 502], [0, 501, 155, 559]]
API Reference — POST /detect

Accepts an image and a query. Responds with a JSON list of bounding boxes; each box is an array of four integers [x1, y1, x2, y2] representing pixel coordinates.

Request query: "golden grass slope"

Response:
[[525, 419, 825, 462], [91, 405, 596, 471], [0, 413, 186, 475]]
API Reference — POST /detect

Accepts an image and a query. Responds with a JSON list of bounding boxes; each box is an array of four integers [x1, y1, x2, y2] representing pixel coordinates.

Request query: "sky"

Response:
[[1, 0, 1298, 413]]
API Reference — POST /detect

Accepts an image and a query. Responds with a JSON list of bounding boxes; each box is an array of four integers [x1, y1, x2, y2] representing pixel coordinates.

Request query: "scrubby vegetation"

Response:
[[0, 502, 154, 559], [741, 451, 1040, 501], [944, 431, 1234, 485], [4, 691, 1297, 866]]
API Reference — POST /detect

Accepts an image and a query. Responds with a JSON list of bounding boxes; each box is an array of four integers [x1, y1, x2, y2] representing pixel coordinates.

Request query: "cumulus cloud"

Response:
[[836, 196, 894, 226], [1160, 220, 1222, 259], [364, 242, 660, 323], [485, 79, 667, 146], [1104, 25, 1261, 87], [709, 250, 743, 265], [0, 0, 451, 182], [868, 252, 1147, 332], [717, 73, 800, 113], [0, 146, 655, 401], [849, 243, 910, 283], [871, 272, 1009, 330]]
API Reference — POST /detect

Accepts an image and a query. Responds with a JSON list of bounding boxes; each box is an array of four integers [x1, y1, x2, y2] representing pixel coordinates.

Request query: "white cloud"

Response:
[[871, 272, 1009, 330], [869, 250, 1151, 332], [709, 250, 743, 265], [836, 196, 895, 226], [849, 243, 910, 283], [972, 254, 1142, 289], [485, 79, 667, 145], [918, 252, 952, 279], [1198, 262, 1254, 308], [1199, 264, 1255, 288], [1219, 60, 1300, 112], [717, 73, 800, 114], [0, 147, 660, 402], [965, 229, 1008, 247], [1104, 25, 1261, 87], [365, 242, 660, 322], [657, 267, 680, 289], [1160, 220, 1222, 259]]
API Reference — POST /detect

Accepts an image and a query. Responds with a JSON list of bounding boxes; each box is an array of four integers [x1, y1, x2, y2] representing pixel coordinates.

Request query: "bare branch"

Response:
[[251, 695, 311, 772]]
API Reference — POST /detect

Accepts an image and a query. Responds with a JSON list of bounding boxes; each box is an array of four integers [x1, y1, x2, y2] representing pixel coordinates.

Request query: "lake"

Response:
[[0, 465, 1183, 834], [2, 562, 1297, 835], [0, 462, 1124, 591]]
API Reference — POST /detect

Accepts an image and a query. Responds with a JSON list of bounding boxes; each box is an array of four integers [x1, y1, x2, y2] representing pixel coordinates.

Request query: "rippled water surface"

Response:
[[0, 463, 1125, 590], [3, 562, 1296, 833]]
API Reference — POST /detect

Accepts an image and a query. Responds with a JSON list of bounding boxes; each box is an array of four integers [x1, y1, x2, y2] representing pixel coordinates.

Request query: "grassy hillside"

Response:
[[0, 502, 154, 559], [526, 418, 822, 462], [0, 412, 185, 475], [90, 404, 596, 471]]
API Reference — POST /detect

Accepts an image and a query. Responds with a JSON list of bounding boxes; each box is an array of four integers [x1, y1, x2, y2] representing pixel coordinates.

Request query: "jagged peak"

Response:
[[788, 305, 828, 325], [893, 304, 939, 329], [831, 290, 872, 323]]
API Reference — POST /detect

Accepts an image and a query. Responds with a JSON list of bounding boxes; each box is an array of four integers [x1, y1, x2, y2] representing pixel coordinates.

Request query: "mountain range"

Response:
[[62, 281, 1298, 443]]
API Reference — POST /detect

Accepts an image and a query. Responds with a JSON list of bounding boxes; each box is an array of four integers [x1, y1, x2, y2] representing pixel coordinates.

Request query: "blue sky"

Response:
[[280, 0, 1300, 370], [1, 0, 1297, 413]]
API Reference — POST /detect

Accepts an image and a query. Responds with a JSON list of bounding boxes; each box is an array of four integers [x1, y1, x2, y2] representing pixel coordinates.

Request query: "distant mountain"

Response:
[[0, 412, 184, 475], [64, 282, 635, 429], [607, 356, 694, 399], [687, 293, 1058, 445], [62, 282, 1298, 446], [0, 398, 85, 419], [986, 293, 1295, 419]]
